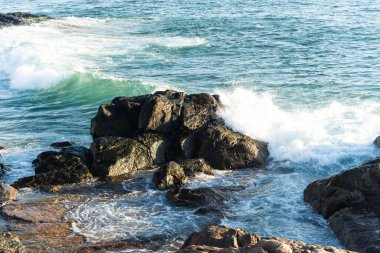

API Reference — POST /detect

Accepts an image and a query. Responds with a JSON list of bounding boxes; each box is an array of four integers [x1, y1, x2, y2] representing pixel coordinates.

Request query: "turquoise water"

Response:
[[1, 0, 380, 251]]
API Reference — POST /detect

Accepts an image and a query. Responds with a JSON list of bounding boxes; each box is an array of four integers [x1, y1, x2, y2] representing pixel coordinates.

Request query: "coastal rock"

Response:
[[0, 184, 18, 203], [50, 141, 75, 148], [12, 147, 93, 189], [90, 137, 153, 178], [167, 186, 242, 207], [153, 159, 213, 190], [135, 132, 168, 164], [0, 232, 27, 253], [0, 12, 51, 27], [177, 226, 354, 253], [374, 136, 380, 148], [304, 158, 380, 253], [90, 95, 148, 139], [186, 123, 269, 170]]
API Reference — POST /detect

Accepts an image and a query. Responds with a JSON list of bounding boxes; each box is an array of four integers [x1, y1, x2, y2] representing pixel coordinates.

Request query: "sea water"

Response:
[[0, 0, 379, 251]]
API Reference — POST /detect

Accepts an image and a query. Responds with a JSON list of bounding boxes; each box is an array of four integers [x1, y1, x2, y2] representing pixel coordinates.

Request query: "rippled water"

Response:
[[0, 0, 380, 251]]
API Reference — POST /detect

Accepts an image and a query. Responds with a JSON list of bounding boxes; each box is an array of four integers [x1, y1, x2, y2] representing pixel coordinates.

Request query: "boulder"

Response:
[[50, 141, 75, 148], [0, 183, 18, 203], [177, 226, 354, 253], [304, 158, 380, 253], [90, 137, 153, 178], [167, 186, 242, 207], [135, 132, 167, 164], [12, 147, 93, 189], [153, 159, 213, 190], [374, 136, 380, 148], [186, 123, 269, 170], [0, 12, 51, 27]]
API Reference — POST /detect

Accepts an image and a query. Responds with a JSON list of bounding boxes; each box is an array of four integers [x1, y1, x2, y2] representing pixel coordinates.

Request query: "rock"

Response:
[[0, 12, 51, 27], [167, 186, 242, 207], [178, 226, 354, 253], [50, 141, 75, 148], [0, 232, 27, 253], [90, 137, 153, 178], [186, 123, 269, 170], [90, 95, 148, 139], [135, 132, 168, 164], [153, 159, 213, 190], [304, 158, 380, 253], [12, 147, 93, 189], [374, 136, 380, 148], [0, 146, 4, 150], [0, 184, 17, 203]]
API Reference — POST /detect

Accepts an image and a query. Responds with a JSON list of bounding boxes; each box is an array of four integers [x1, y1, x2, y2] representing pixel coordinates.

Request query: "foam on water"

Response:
[[218, 87, 380, 164]]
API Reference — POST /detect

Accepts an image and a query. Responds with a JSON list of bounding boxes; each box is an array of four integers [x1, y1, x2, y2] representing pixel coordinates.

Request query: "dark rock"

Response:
[[90, 137, 153, 178], [304, 158, 380, 253], [50, 141, 75, 148], [0, 146, 4, 150], [153, 159, 213, 190], [90, 95, 148, 139], [177, 226, 353, 253], [135, 132, 168, 164], [374, 136, 380, 148], [0, 12, 51, 27], [186, 123, 269, 170], [12, 147, 93, 189], [167, 186, 242, 207]]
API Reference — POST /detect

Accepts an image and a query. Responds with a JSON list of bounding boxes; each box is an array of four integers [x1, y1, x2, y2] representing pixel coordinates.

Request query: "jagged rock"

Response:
[[304, 158, 380, 253], [153, 159, 213, 190], [0, 184, 17, 203], [90, 137, 153, 178], [135, 132, 168, 164], [177, 226, 354, 253], [374, 136, 380, 148], [90, 95, 148, 139], [167, 186, 242, 207], [0, 12, 51, 27], [0, 232, 27, 253], [186, 123, 269, 170], [12, 147, 93, 189], [50, 141, 75, 148]]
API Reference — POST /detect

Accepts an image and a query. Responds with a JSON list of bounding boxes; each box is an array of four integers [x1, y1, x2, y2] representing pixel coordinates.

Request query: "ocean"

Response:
[[0, 0, 379, 251]]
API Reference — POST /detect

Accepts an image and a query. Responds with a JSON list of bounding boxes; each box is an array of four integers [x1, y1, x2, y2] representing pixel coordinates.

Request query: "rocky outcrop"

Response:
[[153, 159, 213, 190], [0, 183, 17, 204], [50, 141, 75, 148], [374, 136, 380, 148], [0, 12, 51, 27], [304, 158, 380, 253], [12, 147, 93, 189], [0, 232, 26, 253], [90, 137, 153, 178], [177, 226, 353, 253]]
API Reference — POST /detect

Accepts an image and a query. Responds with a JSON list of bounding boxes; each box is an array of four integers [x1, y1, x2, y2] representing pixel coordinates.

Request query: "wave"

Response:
[[218, 88, 380, 164]]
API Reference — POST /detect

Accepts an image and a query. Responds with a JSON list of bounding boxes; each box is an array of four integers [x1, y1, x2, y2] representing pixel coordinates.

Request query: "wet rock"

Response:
[[167, 186, 242, 207], [50, 141, 75, 148], [0, 146, 4, 150], [178, 226, 354, 253], [374, 136, 380, 148], [304, 158, 380, 253], [0, 232, 27, 253], [91, 95, 148, 139], [90, 137, 153, 178], [0, 184, 17, 203], [12, 147, 93, 189], [0, 12, 51, 27], [186, 123, 269, 170], [135, 132, 168, 164]]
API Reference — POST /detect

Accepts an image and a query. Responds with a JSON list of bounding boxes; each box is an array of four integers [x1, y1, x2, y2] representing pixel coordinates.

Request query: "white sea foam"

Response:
[[218, 88, 380, 164], [0, 18, 207, 89]]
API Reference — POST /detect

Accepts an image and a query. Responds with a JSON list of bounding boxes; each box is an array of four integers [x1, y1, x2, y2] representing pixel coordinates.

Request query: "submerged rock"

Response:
[[304, 158, 380, 253], [0, 12, 51, 27], [177, 226, 353, 253], [12, 147, 93, 189], [90, 137, 153, 178], [186, 123, 269, 170], [50, 141, 75, 148], [153, 159, 213, 190], [374, 136, 380, 148]]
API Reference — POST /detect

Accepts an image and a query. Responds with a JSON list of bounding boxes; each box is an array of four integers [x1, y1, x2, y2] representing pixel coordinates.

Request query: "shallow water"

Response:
[[0, 0, 380, 251]]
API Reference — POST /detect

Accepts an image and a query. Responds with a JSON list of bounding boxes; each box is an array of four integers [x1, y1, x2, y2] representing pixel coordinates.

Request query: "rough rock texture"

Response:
[[153, 159, 213, 190], [0, 184, 18, 203], [167, 186, 242, 207], [135, 132, 167, 164], [90, 137, 153, 178], [186, 123, 269, 170], [374, 136, 380, 148], [177, 226, 354, 253], [0, 232, 27, 253], [304, 158, 380, 253], [0, 12, 51, 27], [12, 147, 93, 189]]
